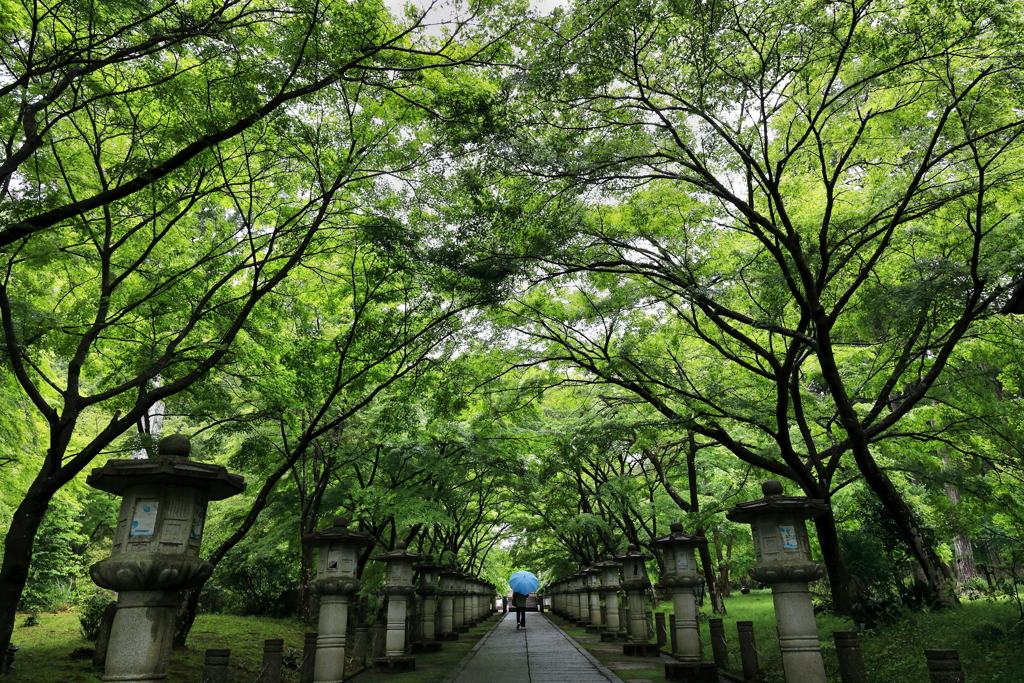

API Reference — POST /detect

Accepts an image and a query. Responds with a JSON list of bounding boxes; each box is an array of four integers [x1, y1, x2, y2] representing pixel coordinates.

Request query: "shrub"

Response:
[[80, 592, 115, 641]]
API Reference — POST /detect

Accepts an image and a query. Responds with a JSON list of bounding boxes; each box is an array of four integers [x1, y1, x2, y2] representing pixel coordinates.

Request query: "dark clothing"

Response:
[[513, 592, 527, 627]]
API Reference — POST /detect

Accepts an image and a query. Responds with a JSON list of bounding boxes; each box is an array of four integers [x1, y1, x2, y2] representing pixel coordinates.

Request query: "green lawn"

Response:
[[7, 611, 312, 683], [649, 590, 1024, 683]]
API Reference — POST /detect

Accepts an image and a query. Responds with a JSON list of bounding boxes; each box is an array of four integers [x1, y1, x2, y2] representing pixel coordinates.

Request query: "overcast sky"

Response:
[[382, 0, 567, 26]]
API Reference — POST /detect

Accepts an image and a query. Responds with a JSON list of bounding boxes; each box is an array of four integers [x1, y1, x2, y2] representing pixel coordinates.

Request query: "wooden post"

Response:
[[669, 614, 678, 655], [834, 631, 867, 683], [925, 649, 965, 683], [201, 649, 231, 683], [709, 618, 729, 671], [260, 639, 283, 683], [737, 621, 759, 682], [656, 612, 668, 648], [300, 633, 317, 683]]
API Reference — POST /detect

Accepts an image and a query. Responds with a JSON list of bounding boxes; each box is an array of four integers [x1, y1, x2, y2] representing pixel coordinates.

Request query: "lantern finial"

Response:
[[762, 479, 784, 496], [670, 522, 684, 533], [158, 433, 191, 458], [333, 515, 350, 528], [396, 540, 407, 550]]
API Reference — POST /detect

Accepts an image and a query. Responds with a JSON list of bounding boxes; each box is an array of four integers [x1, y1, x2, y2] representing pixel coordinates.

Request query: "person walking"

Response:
[[513, 591, 528, 629]]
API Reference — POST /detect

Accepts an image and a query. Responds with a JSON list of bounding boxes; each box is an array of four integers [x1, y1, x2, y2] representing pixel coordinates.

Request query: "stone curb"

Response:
[[541, 613, 626, 683], [440, 614, 508, 683]]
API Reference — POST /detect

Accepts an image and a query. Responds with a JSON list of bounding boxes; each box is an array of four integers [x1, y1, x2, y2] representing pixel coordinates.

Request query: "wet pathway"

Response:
[[444, 611, 623, 683]]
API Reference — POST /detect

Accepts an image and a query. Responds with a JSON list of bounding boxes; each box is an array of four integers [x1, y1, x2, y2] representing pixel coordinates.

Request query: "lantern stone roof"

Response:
[[302, 516, 376, 547], [592, 554, 621, 570], [615, 543, 654, 562], [86, 435, 245, 500], [414, 554, 447, 573], [726, 480, 829, 524], [372, 539, 423, 562], [652, 522, 709, 548]]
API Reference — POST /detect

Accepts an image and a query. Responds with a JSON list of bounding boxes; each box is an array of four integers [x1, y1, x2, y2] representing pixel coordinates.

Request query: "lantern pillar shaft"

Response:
[[421, 598, 436, 640], [604, 591, 621, 632], [453, 595, 465, 630], [385, 596, 408, 657], [589, 591, 602, 626], [103, 590, 180, 683], [439, 597, 454, 636], [314, 594, 349, 683], [628, 590, 648, 641], [772, 582, 827, 683], [672, 587, 700, 661]]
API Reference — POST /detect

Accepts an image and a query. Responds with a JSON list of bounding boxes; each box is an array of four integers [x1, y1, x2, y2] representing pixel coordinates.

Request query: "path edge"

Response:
[[540, 613, 627, 683], [439, 612, 509, 683]]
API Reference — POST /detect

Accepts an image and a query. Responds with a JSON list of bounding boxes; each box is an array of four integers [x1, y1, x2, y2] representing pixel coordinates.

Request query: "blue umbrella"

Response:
[[509, 570, 539, 595]]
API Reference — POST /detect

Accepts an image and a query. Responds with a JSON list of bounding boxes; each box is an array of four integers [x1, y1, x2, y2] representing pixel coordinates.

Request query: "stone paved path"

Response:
[[444, 612, 624, 683]]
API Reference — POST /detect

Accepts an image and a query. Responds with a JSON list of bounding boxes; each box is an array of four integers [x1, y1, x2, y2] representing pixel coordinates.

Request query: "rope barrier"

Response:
[[248, 662, 269, 683]]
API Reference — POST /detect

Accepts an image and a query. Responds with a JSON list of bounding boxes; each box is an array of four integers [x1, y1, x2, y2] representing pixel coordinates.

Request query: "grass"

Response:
[[651, 590, 1024, 683], [8, 611, 311, 683], [5, 610, 501, 683]]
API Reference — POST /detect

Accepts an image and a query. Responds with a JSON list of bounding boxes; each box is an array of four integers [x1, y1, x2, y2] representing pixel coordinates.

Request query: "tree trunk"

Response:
[[298, 540, 315, 625], [712, 528, 731, 597], [697, 536, 726, 614], [856, 453, 959, 606], [172, 590, 202, 650], [813, 508, 853, 616], [0, 490, 51, 659]]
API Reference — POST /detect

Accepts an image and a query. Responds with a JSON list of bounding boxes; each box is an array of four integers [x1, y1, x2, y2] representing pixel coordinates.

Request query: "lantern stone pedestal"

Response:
[[87, 435, 245, 683], [727, 481, 830, 683], [372, 541, 421, 673], [617, 545, 660, 657], [411, 555, 444, 654], [304, 517, 376, 683], [653, 522, 709, 668]]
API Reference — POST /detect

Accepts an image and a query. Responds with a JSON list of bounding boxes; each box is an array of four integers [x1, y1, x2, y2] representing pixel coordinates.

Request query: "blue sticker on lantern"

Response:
[[190, 507, 204, 541], [130, 499, 159, 536], [779, 525, 799, 549]]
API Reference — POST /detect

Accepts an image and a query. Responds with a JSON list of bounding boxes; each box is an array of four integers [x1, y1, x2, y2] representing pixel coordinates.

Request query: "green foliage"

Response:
[[20, 494, 88, 612]]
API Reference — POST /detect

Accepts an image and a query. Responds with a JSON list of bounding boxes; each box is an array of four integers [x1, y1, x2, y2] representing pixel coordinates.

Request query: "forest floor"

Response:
[[5, 593, 1024, 683]]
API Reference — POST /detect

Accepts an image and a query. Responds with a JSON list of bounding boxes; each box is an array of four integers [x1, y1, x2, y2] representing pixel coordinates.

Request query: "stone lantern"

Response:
[[412, 555, 445, 653], [304, 516, 376, 683], [616, 544, 659, 656], [594, 555, 623, 641], [583, 565, 603, 633], [727, 481, 829, 683], [436, 565, 461, 641], [372, 541, 422, 673], [87, 434, 245, 683], [654, 522, 715, 680]]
